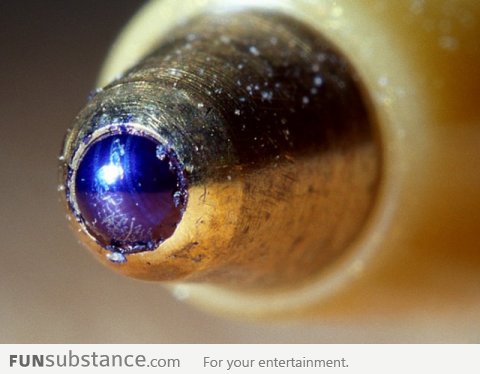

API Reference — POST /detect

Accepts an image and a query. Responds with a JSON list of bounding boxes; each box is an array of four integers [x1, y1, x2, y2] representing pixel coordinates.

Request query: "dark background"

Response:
[[0, 1, 464, 342]]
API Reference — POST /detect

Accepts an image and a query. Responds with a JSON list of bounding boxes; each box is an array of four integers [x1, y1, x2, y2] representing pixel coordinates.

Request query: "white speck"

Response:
[[197, 102, 204, 108], [173, 286, 190, 300], [234, 109, 241, 115], [237, 63, 244, 70], [302, 96, 310, 104], [220, 35, 230, 44], [378, 76, 389, 87], [239, 97, 246, 102], [57, 185, 65, 192], [156, 145, 167, 160], [439, 36, 459, 51], [198, 68, 205, 76], [107, 252, 127, 264], [249, 46, 260, 56], [281, 118, 287, 125], [261, 91, 273, 101], [236, 79, 242, 86], [173, 191, 183, 207], [58, 155, 65, 161], [227, 175, 232, 181], [313, 76, 323, 86]]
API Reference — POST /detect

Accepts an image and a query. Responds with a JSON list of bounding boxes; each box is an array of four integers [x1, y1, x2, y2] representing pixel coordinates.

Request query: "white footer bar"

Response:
[[1, 344, 478, 373]]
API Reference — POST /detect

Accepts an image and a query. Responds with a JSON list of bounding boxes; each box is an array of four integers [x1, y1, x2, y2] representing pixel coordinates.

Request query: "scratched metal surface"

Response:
[[0, 0, 472, 343]]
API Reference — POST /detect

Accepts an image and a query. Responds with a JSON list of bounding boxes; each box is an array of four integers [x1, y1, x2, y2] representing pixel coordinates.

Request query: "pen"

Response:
[[60, 0, 480, 319]]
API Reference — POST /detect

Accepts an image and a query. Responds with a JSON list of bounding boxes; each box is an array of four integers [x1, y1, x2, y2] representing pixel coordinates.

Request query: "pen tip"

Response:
[[69, 130, 188, 259]]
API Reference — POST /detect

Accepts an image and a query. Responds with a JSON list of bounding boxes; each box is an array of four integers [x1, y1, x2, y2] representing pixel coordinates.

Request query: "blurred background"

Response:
[[0, 0, 477, 343]]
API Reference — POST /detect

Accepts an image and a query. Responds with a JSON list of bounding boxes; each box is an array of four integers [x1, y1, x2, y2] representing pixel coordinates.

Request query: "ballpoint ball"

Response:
[[72, 132, 187, 255]]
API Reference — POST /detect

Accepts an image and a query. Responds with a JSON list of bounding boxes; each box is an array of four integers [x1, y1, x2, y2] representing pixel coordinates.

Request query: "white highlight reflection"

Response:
[[97, 163, 124, 186]]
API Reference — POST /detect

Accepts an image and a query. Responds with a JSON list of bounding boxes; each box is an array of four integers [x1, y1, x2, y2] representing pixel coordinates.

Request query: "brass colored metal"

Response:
[[61, 11, 380, 290]]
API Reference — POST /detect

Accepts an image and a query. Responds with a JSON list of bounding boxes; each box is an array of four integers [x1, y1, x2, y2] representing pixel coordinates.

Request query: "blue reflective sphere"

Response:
[[74, 133, 186, 254]]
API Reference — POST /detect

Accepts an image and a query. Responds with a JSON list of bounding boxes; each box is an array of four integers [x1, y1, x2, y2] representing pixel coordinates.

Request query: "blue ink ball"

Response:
[[73, 132, 187, 254]]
